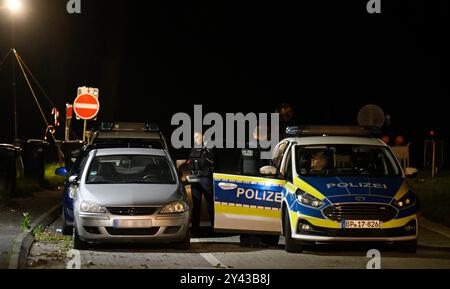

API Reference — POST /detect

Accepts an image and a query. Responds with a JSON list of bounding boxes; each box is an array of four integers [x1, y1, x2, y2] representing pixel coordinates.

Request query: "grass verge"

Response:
[[2, 162, 66, 200], [409, 170, 450, 227]]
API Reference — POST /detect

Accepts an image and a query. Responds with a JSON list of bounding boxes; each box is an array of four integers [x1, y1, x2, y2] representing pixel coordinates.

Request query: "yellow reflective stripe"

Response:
[[215, 203, 281, 219], [285, 182, 296, 193], [293, 177, 326, 200], [289, 210, 298, 228], [381, 215, 417, 229], [392, 180, 411, 200], [213, 173, 286, 186]]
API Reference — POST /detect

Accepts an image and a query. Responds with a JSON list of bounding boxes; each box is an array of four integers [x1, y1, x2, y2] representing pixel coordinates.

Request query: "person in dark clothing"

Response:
[[180, 132, 215, 235], [239, 125, 279, 247], [239, 124, 272, 176]]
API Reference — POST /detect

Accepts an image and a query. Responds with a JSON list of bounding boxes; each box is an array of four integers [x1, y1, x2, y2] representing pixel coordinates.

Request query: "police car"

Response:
[[213, 126, 419, 253], [91, 122, 169, 150]]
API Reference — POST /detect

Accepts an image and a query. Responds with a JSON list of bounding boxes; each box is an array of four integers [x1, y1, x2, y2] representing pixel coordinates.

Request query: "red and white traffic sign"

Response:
[[73, 93, 100, 120], [66, 104, 73, 120]]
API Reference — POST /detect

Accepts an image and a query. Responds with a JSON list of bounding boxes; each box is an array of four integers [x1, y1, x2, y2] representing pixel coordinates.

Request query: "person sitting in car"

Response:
[[310, 151, 329, 173]]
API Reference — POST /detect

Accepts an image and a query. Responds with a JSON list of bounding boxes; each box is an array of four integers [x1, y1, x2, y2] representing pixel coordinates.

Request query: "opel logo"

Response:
[[355, 197, 366, 202], [128, 208, 136, 215]]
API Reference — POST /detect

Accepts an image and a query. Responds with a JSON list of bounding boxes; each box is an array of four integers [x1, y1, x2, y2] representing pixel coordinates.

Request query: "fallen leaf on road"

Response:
[[28, 259, 49, 268], [214, 263, 226, 269]]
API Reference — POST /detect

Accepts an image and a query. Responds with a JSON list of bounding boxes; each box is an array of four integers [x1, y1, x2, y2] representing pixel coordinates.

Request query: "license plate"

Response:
[[113, 219, 152, 228], [342, 220, 381, 229]]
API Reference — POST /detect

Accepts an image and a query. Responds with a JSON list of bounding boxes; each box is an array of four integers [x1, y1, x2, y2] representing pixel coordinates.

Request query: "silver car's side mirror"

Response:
[[260, 166, 277, 176]]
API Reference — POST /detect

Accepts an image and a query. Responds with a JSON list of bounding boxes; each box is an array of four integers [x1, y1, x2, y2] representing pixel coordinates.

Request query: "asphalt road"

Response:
[[27, 216, 450, 269]]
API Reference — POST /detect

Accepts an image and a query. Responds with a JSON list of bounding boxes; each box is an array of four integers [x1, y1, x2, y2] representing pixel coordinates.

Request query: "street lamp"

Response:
[[5, 0, 23, 141], [6, 0, 22, 13]]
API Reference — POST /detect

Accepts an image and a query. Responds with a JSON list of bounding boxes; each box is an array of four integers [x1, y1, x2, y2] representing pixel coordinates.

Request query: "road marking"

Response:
[[420, 218, 450, 240], [191, 237, 228, 268], [190, 236, 241, 244], [200, 253, 227, 269]]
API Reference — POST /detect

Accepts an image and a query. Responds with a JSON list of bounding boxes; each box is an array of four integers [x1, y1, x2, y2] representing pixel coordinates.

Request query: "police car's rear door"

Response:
[[213, 174, 286, 233]]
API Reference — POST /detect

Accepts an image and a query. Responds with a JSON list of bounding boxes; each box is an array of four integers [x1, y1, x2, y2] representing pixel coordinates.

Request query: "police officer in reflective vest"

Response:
[[187, 131, 215, 235]]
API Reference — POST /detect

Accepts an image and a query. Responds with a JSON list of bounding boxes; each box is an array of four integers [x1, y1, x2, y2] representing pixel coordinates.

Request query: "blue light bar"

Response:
[[145, 123, 160, 132], [286, 125, 380, 137], [100, 122, 115, 131]]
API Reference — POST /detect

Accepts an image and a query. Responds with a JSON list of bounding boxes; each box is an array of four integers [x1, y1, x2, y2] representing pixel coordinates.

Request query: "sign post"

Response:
[[432, 141, 436, 178], [83, 119, 87, 142], [73, 87, 100, 143], [65, 104, 73, 142], [424, 139, 444, 178]]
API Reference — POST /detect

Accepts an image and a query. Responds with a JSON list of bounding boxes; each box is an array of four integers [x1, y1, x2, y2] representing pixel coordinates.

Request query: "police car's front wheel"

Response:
[[284, 211, 304, 253]]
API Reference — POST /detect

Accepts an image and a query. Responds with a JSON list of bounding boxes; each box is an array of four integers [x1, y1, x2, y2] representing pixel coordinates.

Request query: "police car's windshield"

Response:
[[86, 155, 176, 184], [295, 145, 401, 177]]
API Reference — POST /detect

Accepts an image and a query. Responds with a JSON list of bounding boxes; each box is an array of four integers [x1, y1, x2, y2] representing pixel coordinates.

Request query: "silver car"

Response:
[[72, 148, 191, 250]]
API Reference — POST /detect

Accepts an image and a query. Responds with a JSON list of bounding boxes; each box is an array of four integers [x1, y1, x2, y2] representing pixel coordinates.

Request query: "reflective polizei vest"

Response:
[[188, 146, 214, 177]]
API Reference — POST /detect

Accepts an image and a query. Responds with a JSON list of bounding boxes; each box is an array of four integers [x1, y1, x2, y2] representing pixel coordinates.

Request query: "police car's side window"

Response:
[[273, 142, 288, 170]]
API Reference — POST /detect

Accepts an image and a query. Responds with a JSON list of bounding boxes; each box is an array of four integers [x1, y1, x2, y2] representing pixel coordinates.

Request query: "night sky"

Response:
[[0, 0, 449, 165]]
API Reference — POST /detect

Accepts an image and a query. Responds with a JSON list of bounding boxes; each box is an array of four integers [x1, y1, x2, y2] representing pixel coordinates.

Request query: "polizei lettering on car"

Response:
[[326, 183, 388, 190]]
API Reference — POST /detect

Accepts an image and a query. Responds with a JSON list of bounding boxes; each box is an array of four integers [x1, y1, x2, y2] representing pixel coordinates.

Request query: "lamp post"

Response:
[[6, 0, 22, 141], [6, 0, 22, 11]]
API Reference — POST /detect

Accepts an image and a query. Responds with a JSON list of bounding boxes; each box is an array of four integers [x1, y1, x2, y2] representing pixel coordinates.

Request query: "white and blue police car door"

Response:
[[213, 173, 286, 233]]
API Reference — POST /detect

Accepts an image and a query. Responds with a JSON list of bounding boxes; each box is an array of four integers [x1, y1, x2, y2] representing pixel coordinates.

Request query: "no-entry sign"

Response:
[[73, 93, 100, 120]]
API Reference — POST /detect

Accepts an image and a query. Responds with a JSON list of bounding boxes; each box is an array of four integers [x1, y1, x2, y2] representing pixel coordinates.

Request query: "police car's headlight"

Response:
[[160, 201, 188, 214], [296, 189, 324, 208], [393, 191, 417, 208], [79, 201, 106, 213]]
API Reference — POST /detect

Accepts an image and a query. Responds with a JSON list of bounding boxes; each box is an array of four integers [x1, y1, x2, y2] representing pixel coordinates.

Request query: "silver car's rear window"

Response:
[[86, 155, 176, 184]]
